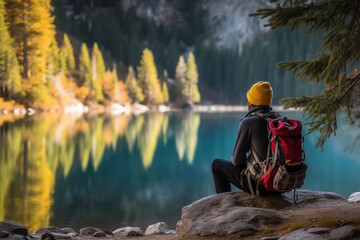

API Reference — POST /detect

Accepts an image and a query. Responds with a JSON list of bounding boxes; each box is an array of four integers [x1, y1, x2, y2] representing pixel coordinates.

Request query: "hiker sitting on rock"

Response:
[[212, 81, 307, 196], [212, 81, 277, 195]]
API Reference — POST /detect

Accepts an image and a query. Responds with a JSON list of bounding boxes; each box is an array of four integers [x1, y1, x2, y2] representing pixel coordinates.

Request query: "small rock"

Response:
[[79, 227, 102, 236], [348, 192, 360, 203], [145, 222, 173, 235], [25, 235, 36, 240], [51, 233, 75, 240], [261, 237, 279, 240], [5, 233, 30, 240], [113, 227, 143, 237], [279, 228, 327, 240], [166, 230, 176, 235], [36, 227, 61, 235], [0, 229, 10, 238], [101, 229, 114, 236], [93, 231, 106, 238], [329, 225, 359, 240], [0, 221, 28, 236], [59, 228, 76, 235], [41, 233, 56, 240], [29, 233, 41, 240]]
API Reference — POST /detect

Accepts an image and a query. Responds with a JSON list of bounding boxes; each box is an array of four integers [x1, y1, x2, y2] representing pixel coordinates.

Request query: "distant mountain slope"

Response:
[[57, 0, 269, 52]]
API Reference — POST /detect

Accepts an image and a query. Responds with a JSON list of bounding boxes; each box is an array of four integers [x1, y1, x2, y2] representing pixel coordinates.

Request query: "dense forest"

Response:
[[52, 0, 325, 104], [0, 0, 324, 110]]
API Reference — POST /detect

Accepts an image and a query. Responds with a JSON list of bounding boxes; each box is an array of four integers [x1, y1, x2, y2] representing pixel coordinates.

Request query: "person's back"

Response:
[[231, 105, 274, 168], [211, 81, 276, 195]]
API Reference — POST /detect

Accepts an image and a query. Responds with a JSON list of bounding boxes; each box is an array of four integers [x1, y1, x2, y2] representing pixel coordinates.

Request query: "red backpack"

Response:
[[246, 112, 307, 196]]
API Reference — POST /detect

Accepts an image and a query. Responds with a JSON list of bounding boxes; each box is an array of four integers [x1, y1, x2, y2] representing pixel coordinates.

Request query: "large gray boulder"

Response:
[[176, 190, 349, 237], [176, 192, 290, 237]]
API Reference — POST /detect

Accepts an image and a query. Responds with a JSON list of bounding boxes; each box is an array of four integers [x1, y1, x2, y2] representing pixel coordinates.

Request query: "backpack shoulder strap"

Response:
[[248, 111, 280, 122]]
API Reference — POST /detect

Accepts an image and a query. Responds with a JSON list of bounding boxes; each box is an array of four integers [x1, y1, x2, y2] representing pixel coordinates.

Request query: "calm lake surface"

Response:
[[0, 111, 359, 231]]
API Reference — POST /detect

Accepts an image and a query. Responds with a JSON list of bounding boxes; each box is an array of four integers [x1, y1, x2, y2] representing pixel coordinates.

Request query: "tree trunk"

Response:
[[22, 4, 28, 79]]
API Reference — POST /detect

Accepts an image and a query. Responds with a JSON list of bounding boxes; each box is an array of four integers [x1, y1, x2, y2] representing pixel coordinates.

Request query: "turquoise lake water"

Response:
[[0, 111, 359, 231]]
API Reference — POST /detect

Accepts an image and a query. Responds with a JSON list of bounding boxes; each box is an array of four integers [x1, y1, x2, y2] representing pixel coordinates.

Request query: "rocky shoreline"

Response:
[[0, 221, 177, 240], [1, 190, 360, 240], [0, 103, 299, 116]]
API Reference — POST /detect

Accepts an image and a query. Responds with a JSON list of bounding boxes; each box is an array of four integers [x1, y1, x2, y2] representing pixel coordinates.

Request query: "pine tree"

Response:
[[92, 42, 106, 80], [91, 42, 104, 101], [125, 66, 144, 103], [0, 0, 22, 100], [186, 52, 201, 104], [46, 36, 60, 77], [112, 63, 118, 100], [5, 0, 55, 80], [162, 70, 169, 103], [59, 33, 75, 74], [251, 0, 360, 148], [79, 43, 92, 91], [137, 48, 163, 105], [175, 55, 187, 105]]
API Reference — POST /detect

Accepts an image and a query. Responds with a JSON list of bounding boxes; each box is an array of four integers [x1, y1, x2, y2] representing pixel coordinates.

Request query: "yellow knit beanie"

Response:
[[246, 81, 273, 106]]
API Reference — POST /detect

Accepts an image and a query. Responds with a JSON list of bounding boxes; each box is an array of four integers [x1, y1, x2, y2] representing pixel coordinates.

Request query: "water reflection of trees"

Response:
[[174, 112, 201, 164], [1, 114, 57, 231], [0, 111, 201, 229], [137, 113, 167, 169]]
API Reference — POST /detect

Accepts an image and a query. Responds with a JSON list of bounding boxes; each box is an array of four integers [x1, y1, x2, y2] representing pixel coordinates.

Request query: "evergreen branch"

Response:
[[280, 73, 360, 148], [277, 53, 329, 83]]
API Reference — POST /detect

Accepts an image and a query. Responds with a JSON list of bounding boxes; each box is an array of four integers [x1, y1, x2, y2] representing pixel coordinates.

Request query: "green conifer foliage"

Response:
[[137, 48, 163, 105], [91, 42, 105, 101], [186, 52, 201, 104], [0, 0, 22, 100], [162, 70, 169, 103], [125, 66, 144, 103], [175, 55, 187, 105], [92, 42, 106, 79], [5, 0, 55, 81], [60, 33, 75, 73], [252, 0, 360, 148], [47, 36, 60, 77], [79, 43, 92, 88]]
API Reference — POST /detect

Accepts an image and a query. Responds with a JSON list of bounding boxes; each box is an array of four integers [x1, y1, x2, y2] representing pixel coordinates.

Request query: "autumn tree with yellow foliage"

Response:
[[186, 52, 201, 105], [126, 66, 144, 103], [60, 33, 75, 74], [0, 0, 23, 100], [137, 48, 163, 105], [91, 42, 104, 102], [4, 0, 57, 107]]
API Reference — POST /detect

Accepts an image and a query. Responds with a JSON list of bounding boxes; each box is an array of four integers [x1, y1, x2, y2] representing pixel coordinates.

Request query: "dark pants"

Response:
[[211, 158, 250, 193], [211, 158, 270, 195]]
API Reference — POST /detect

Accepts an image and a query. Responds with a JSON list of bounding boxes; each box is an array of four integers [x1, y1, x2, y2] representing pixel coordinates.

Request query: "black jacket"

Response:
[[231, 106, 274, 167]]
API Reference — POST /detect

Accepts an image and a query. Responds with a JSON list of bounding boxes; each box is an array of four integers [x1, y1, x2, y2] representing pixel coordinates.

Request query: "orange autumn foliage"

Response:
[[75, 86, 90, 103], [117, 81, 130, 105]]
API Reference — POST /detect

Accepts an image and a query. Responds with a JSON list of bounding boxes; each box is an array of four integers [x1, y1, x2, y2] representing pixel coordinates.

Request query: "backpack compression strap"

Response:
[[246, 111, 280, 195]]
